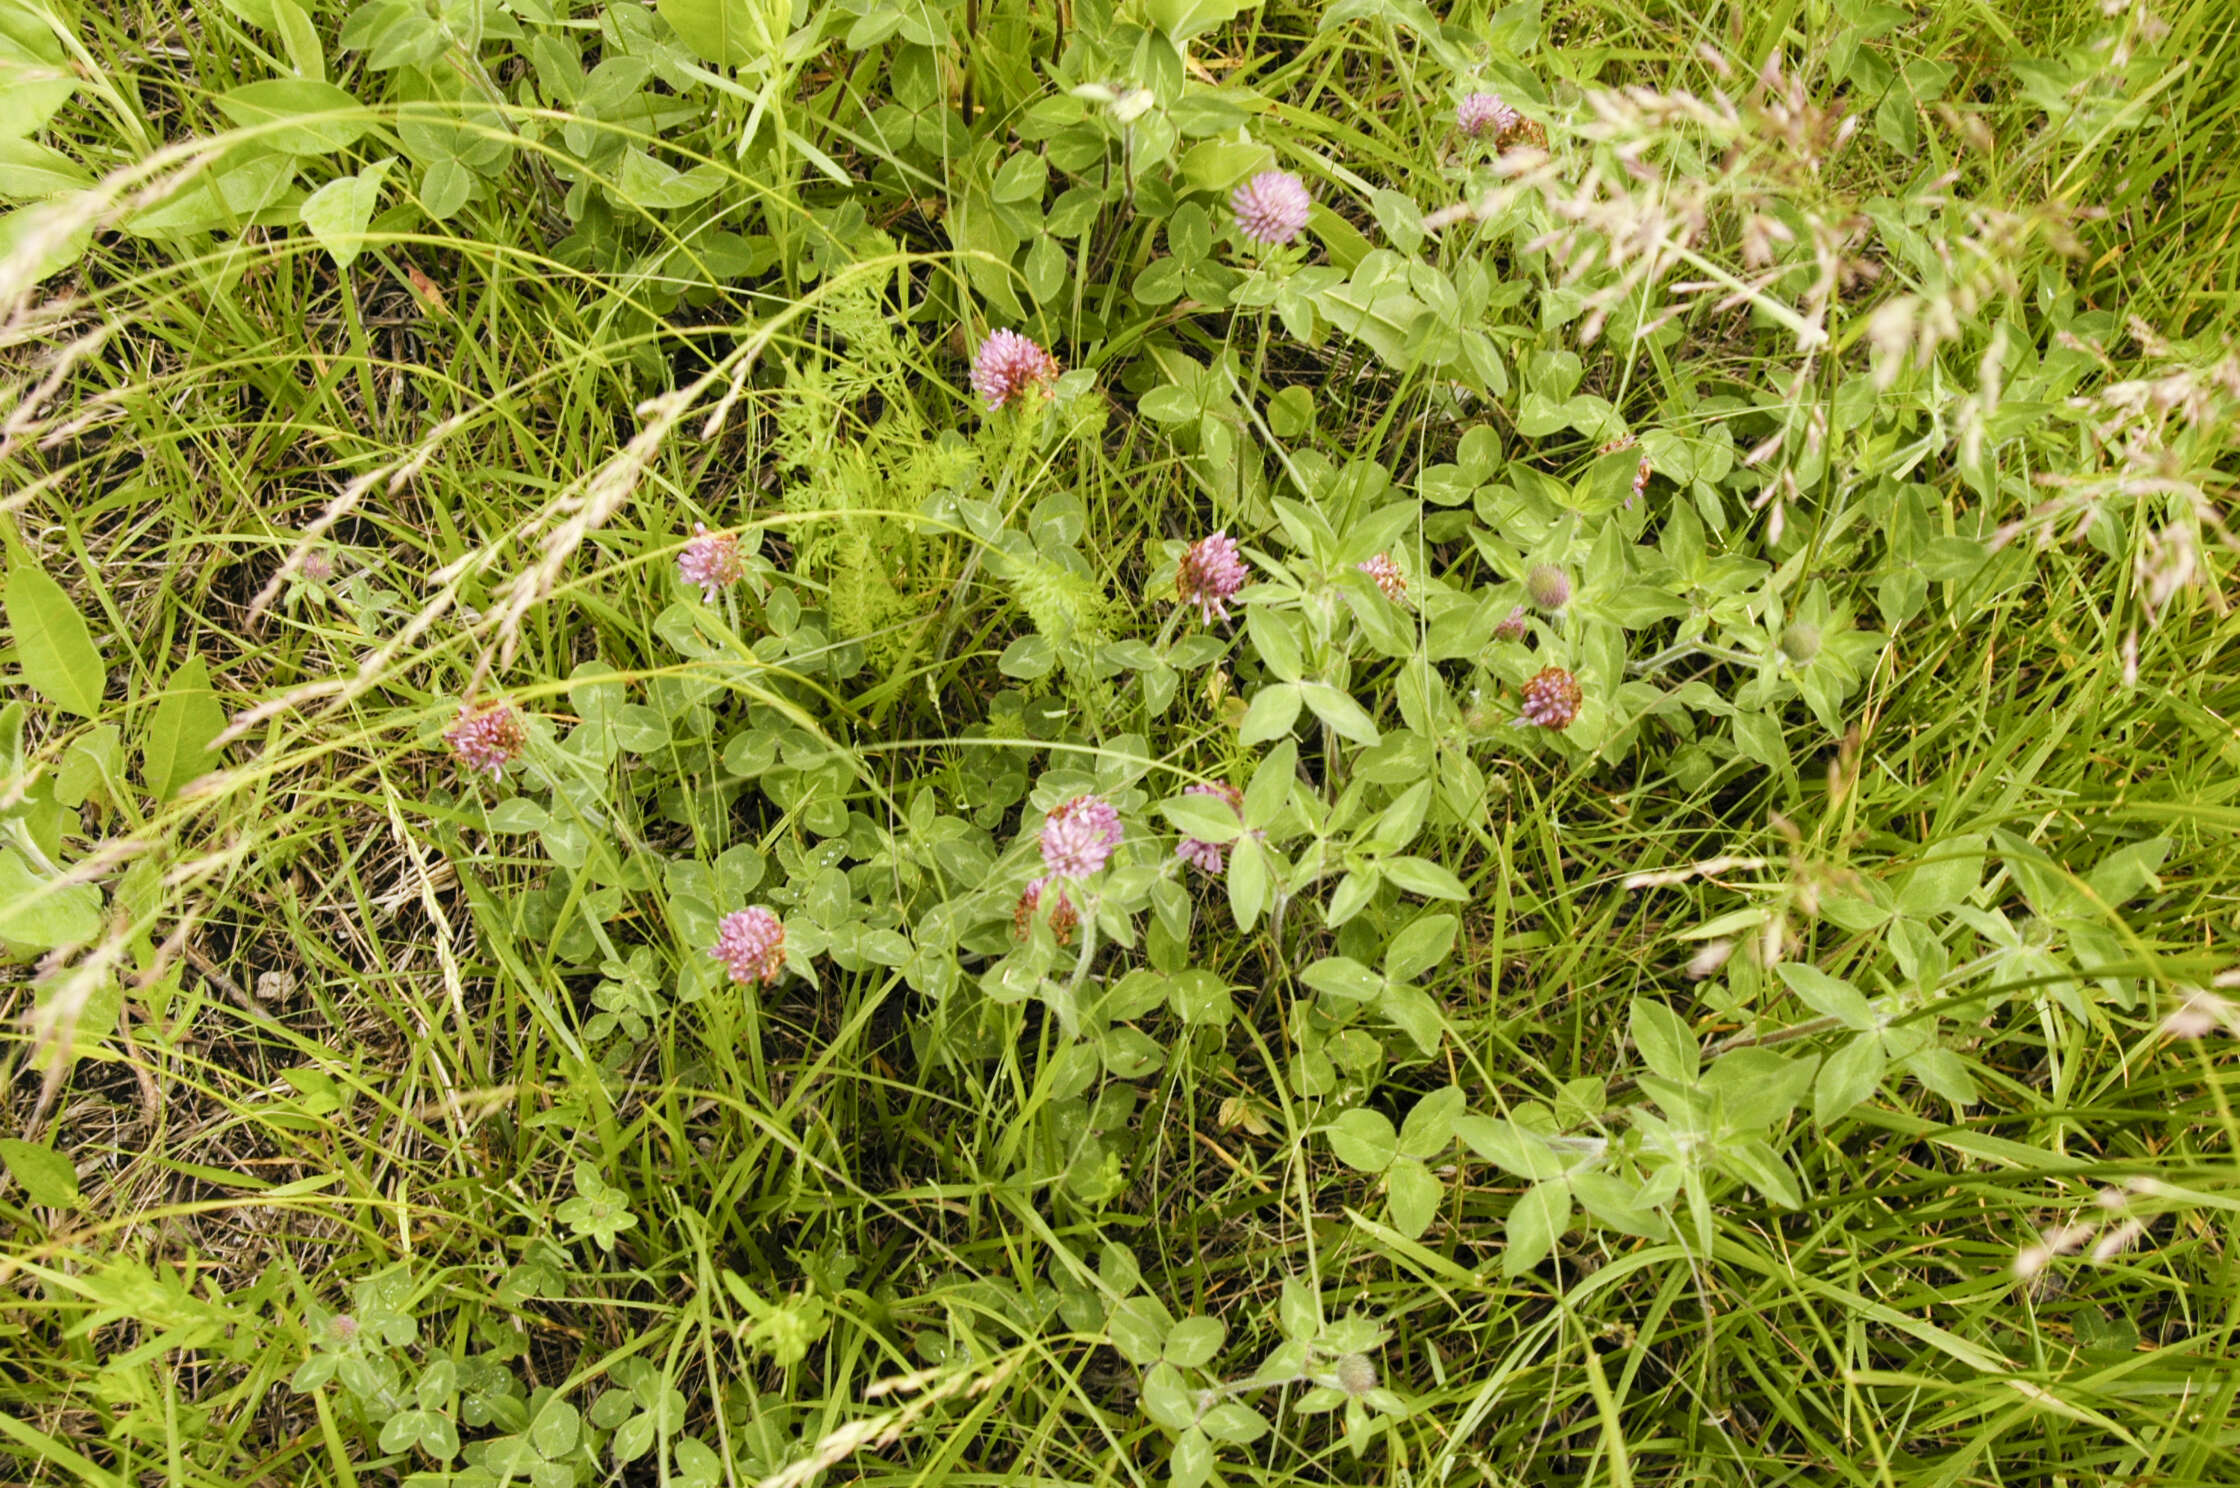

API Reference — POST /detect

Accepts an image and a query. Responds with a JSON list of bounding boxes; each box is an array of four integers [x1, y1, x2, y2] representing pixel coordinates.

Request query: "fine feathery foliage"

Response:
[[2, 0, 2239, 1484]]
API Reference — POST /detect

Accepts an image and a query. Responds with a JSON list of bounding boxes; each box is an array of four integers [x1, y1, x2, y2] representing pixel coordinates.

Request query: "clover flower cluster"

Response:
[[1231, 170, 1312, 247], [971, 329, 1061, 409], [1041, 794, 1123, 880], [1014, 876, 1080, 945], [1176, 531, 1248, 624], [1457, 91, 1520, 140], [1519, 667, 1583, 729], [1358, 553, 1406, 603], [446, 704, 527, 779], [709, 906, 786, 986], [678, 523, 744, 603]]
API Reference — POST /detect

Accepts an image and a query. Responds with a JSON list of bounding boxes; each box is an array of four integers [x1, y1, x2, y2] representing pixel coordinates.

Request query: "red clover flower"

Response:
[[678, 522, 743, 603], [1519, 667, 1583, 730], [1040, 794, 1123, 880], [1357, 553, 1406, 603], [1230, 170, 1312, 248], [1526, 564, 1571, 613], [445, 703, 527, 779], [1176, 531, 1248, 624], [1457, 92, 1519, 140], [710, 906, 787, 986], [970, 329, 1060, 410]]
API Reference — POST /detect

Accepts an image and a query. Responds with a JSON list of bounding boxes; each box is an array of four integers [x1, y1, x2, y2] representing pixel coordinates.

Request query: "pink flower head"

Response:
[[1457, 91, 1520, 140], [710, 906, 787, 986], [1231, 170, 1312, 248], [1493, 605, 1529, 642], [678, 522, 744, 603], [1519, 667, 1582, 730], [971, 329, 1060, 410], [1040, 793, 1122, 880], [1357, 553, 1406, 603], [1632, 454, 1652, 508], [1176, 781, 1244, 876], [446, 703, 527, 779], [1176, 530, 1248, 624], [1014, 875, 1079, 945]]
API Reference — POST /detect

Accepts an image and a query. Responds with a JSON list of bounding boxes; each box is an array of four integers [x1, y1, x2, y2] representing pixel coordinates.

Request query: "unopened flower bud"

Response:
[[1526, 564, 1571, 613], [1780, 622, 1821, 663], [1332, 1353, 1378, 1396]]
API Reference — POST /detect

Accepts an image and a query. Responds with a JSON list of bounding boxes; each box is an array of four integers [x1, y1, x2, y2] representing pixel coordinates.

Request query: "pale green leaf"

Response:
[[1383, 913, 1456, 984], [1384, 1155, 1440, 1238], [1161, 793, 1242, 843], [298, 157, 391, 266], [0, 848, 101, 950], [0, 138, 88, 200], [0, 1138, 77, 1208], [1238, 683, 1301, 746], [1503, 1179, 1569, 1275], [1325, 1108, 1397, 1172], [1169, 1426, 1214, 1488], [216, 79, 369, 154], [5, 555, 105, 717], [1776, 963, 1874, 1029], [1243, 739, 1295, 828], [661, 0, 767, 65], [1630, 997, 1699, 1084], [1163, 1315, 1226, 1368], [1814, 1033, 1887, 1125], [1298, 682, 1380, 745], [142, 655, 227, 799]]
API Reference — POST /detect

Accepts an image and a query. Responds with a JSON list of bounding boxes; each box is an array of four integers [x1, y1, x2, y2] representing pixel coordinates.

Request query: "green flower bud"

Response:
[[1526, 564, 1572, 612]]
